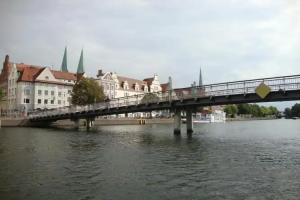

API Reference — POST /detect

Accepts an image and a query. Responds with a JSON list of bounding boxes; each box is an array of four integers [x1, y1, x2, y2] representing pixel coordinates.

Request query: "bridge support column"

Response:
[[72, 118, 80, 130], [86, 117, 95, 131], [186, 109, 193, 134], [174, 109, 181, 135]]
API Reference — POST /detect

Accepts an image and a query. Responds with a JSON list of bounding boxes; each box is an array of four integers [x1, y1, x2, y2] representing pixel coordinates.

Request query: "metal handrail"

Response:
[[28, 74, 300, 119]]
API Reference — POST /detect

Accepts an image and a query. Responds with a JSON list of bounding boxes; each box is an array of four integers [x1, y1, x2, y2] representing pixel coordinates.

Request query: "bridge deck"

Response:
[[29, 74, 300, 122]]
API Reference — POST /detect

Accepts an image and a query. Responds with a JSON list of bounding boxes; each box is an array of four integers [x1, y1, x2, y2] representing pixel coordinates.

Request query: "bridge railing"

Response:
[[28, 74, 300, 119]]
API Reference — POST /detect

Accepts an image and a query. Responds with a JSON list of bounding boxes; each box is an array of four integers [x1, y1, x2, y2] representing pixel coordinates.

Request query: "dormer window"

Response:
[[135, 83, 139, 91], [122, 81, 129, 90], [144, 85, 148, 92]]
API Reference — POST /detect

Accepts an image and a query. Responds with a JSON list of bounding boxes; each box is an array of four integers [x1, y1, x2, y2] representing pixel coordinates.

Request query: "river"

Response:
[[0, 119, 300, 199]]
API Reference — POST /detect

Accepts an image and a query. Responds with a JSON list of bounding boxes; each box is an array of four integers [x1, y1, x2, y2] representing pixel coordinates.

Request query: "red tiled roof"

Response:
[[6, 63, 77, 82], [143, 77, 154, 86], [51, 70, 77, 81], [18, 66, 45, 82], [160, 83, 168, 93]]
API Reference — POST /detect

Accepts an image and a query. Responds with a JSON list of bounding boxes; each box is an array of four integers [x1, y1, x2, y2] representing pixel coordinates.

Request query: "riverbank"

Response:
[[51, 118, 173, 129], [0, 116, 282, 128], [226, 116, 278, 121], [0, 118, 29, 127], [0, 117, 173, 128]]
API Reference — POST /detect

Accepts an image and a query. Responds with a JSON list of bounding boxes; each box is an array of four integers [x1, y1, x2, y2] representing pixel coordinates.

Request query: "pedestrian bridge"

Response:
[[29, 74, 300, 134]]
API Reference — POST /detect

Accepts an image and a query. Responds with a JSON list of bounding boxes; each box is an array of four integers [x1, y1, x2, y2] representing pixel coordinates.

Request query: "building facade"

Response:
[[96, 69, 162, 99], [0, 53, 82, 114], [95, 69, 163, 118]]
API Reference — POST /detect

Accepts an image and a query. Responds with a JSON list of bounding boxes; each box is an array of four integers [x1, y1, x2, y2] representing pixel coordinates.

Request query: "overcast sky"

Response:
[[1, 0, 299, 109]]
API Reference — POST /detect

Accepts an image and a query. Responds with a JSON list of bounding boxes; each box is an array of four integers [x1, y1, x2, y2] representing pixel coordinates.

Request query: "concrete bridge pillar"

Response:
[[174, 109, 181, 135], [72, 118, 80, 130], [186, 109, 193, 134], [86, 117, 95, 131]]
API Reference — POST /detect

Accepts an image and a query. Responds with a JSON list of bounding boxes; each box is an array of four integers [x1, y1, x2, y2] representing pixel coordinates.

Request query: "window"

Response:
[[23, 98, 30, 104], [51, 100, 54, 104], [45, 76, 49, 80], [58, 92, 62, 97], [45, 90, 48, 95], [58, 100, 61, 104], [38, 99, 41, 104], [51, 91, 55, 96], [68, 90, 71, 94], [24, 89, 30, 95], [44, 99, 48, 104], [38, 90, 42, 95]]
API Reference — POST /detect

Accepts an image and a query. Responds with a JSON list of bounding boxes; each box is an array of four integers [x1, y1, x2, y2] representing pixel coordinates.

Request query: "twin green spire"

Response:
[[77, 49, 84, 74], [199, 67, 203, 86], [61, 47, 68, 72], [60, 47, 85, 74]]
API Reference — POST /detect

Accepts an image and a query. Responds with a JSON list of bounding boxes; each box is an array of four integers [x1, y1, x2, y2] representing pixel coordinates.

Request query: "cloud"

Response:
[[0, 0, 299, 109]]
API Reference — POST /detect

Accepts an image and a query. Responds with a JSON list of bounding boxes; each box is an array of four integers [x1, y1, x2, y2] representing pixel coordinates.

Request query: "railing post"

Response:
[[226, 83, 229, 95], [283, 77, 286, 92]]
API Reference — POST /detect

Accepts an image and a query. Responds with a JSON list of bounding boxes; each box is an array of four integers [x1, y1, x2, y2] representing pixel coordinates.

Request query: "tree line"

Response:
[[224, 104, 279, 118], [284, 103, 300, 118]]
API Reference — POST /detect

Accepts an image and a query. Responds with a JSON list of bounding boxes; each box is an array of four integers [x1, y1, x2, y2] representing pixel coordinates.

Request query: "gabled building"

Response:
[[0, 50, 84, 113], [96, 69, 162, 99]]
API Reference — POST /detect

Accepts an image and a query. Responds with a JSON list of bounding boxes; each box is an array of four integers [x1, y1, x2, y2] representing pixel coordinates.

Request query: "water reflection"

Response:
[[0, 120, 300, 199]]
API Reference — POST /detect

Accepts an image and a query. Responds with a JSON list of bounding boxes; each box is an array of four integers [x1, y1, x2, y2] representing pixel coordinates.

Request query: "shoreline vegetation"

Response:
[[224, 103, 280, 119], [284, 103, 300, 119]]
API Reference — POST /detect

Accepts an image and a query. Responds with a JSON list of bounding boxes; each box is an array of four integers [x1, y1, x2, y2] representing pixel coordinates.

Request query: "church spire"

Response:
[[199, 67, 203, 86], [77, 49, 84, 74], [61, 47, 68, 72]]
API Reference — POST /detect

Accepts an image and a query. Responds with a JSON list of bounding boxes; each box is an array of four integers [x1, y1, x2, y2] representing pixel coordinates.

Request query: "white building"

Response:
[[0, 52, 82, 114], [95, 69, 163, 118], [95, 69, 162, 99], [7, 63, 77, 112]]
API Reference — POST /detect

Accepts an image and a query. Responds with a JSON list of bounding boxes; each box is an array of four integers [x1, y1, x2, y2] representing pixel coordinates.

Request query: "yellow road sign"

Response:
[[255, 82, 271, 99]]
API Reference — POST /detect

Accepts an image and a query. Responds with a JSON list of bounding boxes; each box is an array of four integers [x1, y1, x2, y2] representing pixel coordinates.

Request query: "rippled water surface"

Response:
[[1, 119, 300, 199]]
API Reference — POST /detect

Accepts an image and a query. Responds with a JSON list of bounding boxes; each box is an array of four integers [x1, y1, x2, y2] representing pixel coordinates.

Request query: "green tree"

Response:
[[260, 106, 270, 116], [141, 93, 160, 104], [224, 104, 238, 118], [284, 107, 292, 118], [71, 78, 105, 106], [236, 103, 278, 117], [291, 103, 300, 117], [237, 104, 251, 115], [269, 106, 279, 116]]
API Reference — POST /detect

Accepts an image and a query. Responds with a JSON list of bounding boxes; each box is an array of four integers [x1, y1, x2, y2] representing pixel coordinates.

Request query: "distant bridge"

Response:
[[29, 74, 300, 134]]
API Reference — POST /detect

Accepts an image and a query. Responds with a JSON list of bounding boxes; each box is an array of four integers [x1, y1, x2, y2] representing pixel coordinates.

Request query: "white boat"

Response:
[[182, 110, 226, 123]]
